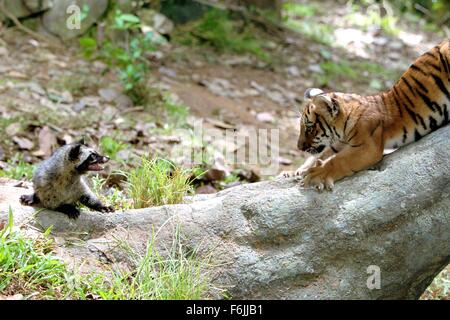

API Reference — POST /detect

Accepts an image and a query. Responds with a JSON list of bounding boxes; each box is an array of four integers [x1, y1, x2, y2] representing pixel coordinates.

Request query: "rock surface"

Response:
[[1, 126, 449, 300], [1, 0, 51, 20], [41, 0, 108, 40]]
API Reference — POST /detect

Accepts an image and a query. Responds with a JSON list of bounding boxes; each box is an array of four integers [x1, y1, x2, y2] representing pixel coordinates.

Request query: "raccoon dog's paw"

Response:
[[20, 194, 38, 206], [56, 204, 81, 219], [99, 205, 115, 213]]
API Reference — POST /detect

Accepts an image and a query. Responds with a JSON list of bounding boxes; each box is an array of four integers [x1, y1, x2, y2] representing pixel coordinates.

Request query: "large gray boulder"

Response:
[[0, 0, 52, 20], [1, 125, 449, 299], [41, 0, 108, 40]]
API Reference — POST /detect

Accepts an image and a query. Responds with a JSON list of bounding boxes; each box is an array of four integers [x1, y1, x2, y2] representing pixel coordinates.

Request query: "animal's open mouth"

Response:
[[87, 163, 104, 171], [86, 156, 109, 171]]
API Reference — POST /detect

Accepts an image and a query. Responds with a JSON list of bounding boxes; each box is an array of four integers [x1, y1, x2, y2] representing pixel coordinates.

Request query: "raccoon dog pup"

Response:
[[20, 139, 115, 219]]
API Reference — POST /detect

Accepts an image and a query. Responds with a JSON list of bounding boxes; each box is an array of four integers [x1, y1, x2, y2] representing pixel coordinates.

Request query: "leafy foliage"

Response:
[[79, 10, 164, 105]]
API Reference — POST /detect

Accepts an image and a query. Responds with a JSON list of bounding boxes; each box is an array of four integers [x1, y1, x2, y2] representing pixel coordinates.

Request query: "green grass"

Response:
[[125, 157, 194, 209], [282, 2, 334, 45], [91, 174, 133, 211], [345, 3, 401, 36], [0, 208, 214, 300], [0, 154, 35, 180], [314, 59, 398, 89], [100, 136, 130, 161], [174, 9, 270, 61], [283, 2, 318, 18], [0, 209, 67, 298], [107, 225, 211, 299]]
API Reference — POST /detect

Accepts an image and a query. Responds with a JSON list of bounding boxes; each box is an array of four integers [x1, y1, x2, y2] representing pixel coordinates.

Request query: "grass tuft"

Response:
[[125, 158, 194, 209], [174, 9, 270, 61], [0, 154, 35, 180], [0, 208, 215, 300]]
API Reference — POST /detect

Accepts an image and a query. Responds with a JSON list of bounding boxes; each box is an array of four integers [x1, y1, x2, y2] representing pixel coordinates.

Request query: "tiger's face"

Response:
[[297, 88, 340, 154]]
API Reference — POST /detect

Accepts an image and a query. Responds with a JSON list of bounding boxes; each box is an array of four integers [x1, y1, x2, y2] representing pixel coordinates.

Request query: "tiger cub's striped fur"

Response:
[[284, 39, 450, 191]]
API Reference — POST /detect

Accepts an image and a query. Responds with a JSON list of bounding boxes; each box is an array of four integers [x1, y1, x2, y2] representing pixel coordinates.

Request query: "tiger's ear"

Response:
[[312, 94, 340, 118], [304, 88, 324, 100]]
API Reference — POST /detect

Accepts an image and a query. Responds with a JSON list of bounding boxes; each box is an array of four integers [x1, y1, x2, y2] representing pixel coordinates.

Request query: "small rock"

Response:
[[12, 136, 34, 150], [79, 96, 101, 108], [237, 169, 260, 183], [1, 294, 24, 300], [287, 66, 300, 77], [196, 184, 218, 194], [0, 47, 9, 56], [114, 94, 133, 109], [266, 90, 286, 105], [308, 64, 323, 74], [201, 78, 232, 97], [250, 81, 265, 92], [61, 91, 73, 103], [98, 88, 119, 102], [256, 112, 275, 123], [204, 168, 226, 182], [17, 82, 46, 95], [205, 118, 235, 130], [277, 156, 293, 165], [158, 67, 177, 78], [159, 136, 181, 144], [153, 12, 174, 35]]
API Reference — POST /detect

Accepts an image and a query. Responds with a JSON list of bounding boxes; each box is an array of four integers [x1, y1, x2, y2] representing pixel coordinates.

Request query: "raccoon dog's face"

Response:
[[68, 139, 109, 173]]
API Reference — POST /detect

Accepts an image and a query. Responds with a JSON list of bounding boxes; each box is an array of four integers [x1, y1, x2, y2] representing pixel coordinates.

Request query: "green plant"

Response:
[[174, 9, 270, 61], [100, 136, 130, 161], [79, 10, 165, 105], [345, 1, 401, 35], [109, 225, 212, 299], [283, 2, 318, 18], [126, 157, 194, 208], [0, 208, 67, 298], [0, 154, 34, 180], [91, 174, 132, 211], [0, 208, 215, 300], [282, 2, 333, 45], [313, 59, 398, 89]]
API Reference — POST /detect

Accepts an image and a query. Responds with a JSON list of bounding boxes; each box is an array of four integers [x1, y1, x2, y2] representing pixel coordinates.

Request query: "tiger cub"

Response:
[[283, 39, 450, 191]]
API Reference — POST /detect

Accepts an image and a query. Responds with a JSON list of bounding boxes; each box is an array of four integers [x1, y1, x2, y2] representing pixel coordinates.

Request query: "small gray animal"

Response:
[[20, 139, 114, 219]]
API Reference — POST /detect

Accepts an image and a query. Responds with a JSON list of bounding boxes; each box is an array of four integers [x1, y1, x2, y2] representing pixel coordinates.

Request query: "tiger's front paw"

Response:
[[278, 169, 306, 179], [301, 164, 335, 192], [278, 170, 294, 178]]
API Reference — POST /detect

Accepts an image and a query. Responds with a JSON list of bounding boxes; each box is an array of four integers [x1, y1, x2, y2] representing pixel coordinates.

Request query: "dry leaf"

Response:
[[12, 136, 34, 150], [38, 126, 57, 158]]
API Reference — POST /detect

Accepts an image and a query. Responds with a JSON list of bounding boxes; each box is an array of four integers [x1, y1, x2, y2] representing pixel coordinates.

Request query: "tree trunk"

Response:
[[1, 125, 449, 299]]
